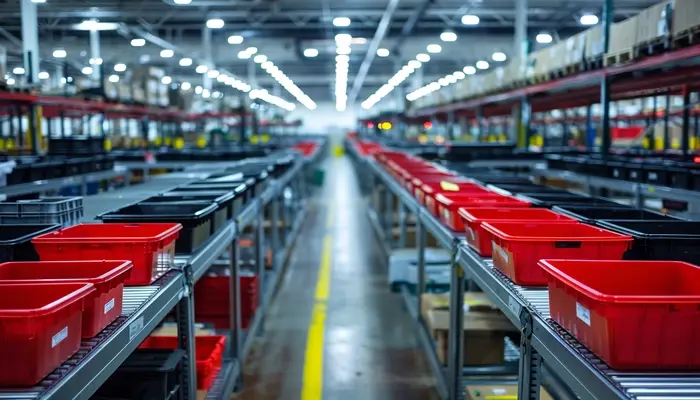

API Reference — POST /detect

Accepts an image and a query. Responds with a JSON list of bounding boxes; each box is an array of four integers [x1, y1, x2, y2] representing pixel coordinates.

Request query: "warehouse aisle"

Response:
[[236, 156, 439, 399]]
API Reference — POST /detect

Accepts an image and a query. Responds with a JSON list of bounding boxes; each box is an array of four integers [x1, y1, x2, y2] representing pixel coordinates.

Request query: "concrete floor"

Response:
[[235, 156, 439, 400]]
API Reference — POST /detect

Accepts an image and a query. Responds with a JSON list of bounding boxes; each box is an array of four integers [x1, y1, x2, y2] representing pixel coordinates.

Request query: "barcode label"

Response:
[[52, 327, 68, 348], [576, 302, 591, 326], [104, 298, 115, 314], [129, 316, 144, 340]]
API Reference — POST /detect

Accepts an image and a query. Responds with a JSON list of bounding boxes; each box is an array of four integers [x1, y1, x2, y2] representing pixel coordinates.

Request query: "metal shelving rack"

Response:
[[0, 167, 130, 199], [356, 149, 700, 400], [0, 150, 320, 400]]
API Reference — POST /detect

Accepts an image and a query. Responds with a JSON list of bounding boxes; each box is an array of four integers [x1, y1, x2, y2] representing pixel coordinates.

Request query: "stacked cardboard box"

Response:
[[421, 293, 516, 366], [637, 1, 672, 44], [131, 66, 164, 106], [672, 0, 700, 36]]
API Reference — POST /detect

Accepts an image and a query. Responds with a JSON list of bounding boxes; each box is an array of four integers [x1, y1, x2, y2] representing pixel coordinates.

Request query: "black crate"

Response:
[[596, 220, 700, 264], [150, 190, 238, 234], [0, 224, 61, 262], [552, 205, 679, 224], [99, 201, 217, 254], [518, 193, 631, 208], [491, 183, 571, 195], [626, 162, 645, 182], [178, 179, 254, 204], [606, 161, 629, 180], [93, 349, 184, 400]]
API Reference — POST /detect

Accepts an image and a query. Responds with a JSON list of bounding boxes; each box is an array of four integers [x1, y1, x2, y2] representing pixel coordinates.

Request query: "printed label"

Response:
[[508, 296, 521, 316], [129, 316, 145, 340], [104, 298, 115, 314], [576, 302, 591, 326], [492, 241, 509, 263], [52, 327, 68, 348]]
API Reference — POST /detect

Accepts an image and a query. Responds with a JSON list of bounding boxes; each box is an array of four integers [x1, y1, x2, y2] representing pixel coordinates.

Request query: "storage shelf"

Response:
[[0, 167, 129, 199], [364, 155, 700, 400], [205, 360, 240, 400]]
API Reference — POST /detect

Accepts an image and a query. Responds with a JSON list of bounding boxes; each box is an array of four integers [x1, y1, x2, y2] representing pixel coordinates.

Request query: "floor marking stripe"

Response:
[[301, 229, 333, 400]]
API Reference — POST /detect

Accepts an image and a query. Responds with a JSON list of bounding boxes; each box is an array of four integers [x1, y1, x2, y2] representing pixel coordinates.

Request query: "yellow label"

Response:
[[691, 136, 697, 150], [498, 134, 507, 143], [164, 137, 172, 146], [439, 181, 460, 191], [104, 138, 112, 152], [196, 136, 207, 148], [534, 135, 543, 147], [0, 138, 6, 151], [250, 135, 259, 144], [261, 134, 270, 143], [648, 186, 656, 193], [6, 139, 15, 150], [654, 137, 664, 150], [418, 134, 428, 144], [671, 138, 680, 150], [642, 137, 650, 149], [153, 137, 162, 146], [174, 137, 184, 150]]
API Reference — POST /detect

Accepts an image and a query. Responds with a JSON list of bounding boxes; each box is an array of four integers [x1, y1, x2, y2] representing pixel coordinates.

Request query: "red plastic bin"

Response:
[[459, 208, 578, 256], [0, 260, 132, 337], [194, 274, 258, 330], [540, 259, 700, 370], [32, 223, 182, 286], [0, 282, 94, 386], [483, 222, 632, 286], [140, 335, 226, 390], [436, 194, 531, 231]]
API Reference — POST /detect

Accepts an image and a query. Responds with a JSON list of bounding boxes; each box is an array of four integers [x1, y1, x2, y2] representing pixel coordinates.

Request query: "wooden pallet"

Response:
[[604, 49, 634, 67], [672, 26, 700, 49], [529, 73, 551, 84], [583, 55, 604, 71], [634, 36, 671, 58]]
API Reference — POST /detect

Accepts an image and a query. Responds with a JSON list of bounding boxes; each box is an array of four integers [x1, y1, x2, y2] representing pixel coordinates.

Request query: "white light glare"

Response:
[[206, 19, 225, 29], [114, 63, 127, 72], [408, 60, 422, 69], [246, 47, 258, 55], [492, 52, 507, 62], [377, 48, 390, 57], [82, 66, 93, 75], [161, 76, 172, 84], [476, 60, 490, 69], [12, 67, 24, 75], [89, 57, 103, 65], [108, 74, 119, 83], [536, 33, 553, 44], [179, 58, 192, 66], [461, 14, 480, 25], [195, 86, 203, 94], [228, 35, 244, 44], [52, 49, 67, 58], [160, 49, 174, 58], [174, 0, 191, 4], [6, 78, 14, 85], [416, 53, 430, 62], [333, 17, 351, 27], [336, 46, 351, 55], [130, 38, 145, 47], [453, 71, 466, 80], [196, 65, 208, 73], [440, 31, 457, 42], [181, 82, 191, 90], [254, 54, 267, 63], [38, 71, 49, 80], [427, 44, 442, 53], [207, 69, 220, 78], [238, 51, 251, 59], [463, 65, 476, 75], [335, 33, 352, 45], [304, 48, 319, 57], [580, 14, 599, 26]]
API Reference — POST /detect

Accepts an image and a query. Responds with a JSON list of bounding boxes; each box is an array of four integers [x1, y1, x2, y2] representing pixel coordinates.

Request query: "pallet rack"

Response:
[[351, 145, 700, 400], [0, 148, 322, 400]]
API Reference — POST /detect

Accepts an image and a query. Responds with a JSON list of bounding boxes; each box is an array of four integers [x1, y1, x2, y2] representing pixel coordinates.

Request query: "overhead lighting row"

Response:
[[335, 33, 352, 112], [250, 89, 296, 111], [259, 59, 316, 110], [407, 65, 477, 102], [361, 59, 423, 110]]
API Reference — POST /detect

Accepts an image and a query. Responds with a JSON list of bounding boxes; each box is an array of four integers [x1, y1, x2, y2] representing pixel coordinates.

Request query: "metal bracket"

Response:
[[181, 264, 194, 297], [518, 308, 542, 400]]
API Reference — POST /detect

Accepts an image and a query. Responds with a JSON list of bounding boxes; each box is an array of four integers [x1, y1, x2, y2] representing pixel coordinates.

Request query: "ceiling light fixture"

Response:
[[114, 63, 126, 72], [12, 67, 24, 75], [82, 66, 93, 75], [453, 71, 466, 79], [253, 54, 267, 63], [6, 78, 14, 85], [440, 31, 457, 42], [376, 48, 390, 57], [38, 71, 49, 80], [426, 44, 442, 53], [463, 65, 476, 75], [207, 69, 220, 78], [217, 74, 227, 82], [416, 53, 430, 62], [580, 14, 599, 26], [335, 33, 352, 46], [206, 18, 225, 29], [161, 76, 172, 84], [108, 74, 119, 83], [181, 82, 191, 90], [408, 60, 422, 69], [461, 14, 480, 25], [333, 17, 351, 27], [89, 57, 103, 65], [52, 49, 67, 58], [196, 64, 208, 73], [492, 52, 507, 62], [238, 51, 251, 59], [179, 58, 192, 66], [195, 86, 203, 94], [536, 33, 553, 44], [336, 46, 351, 55], [476, 60, 489, 69], [173, 0, 192, 4], [303, 48, 319, 57], [228, 35, 244, 44], [160, 49, 174, 58], [130, 38, 145, 47], [246, 47, 258, 55]]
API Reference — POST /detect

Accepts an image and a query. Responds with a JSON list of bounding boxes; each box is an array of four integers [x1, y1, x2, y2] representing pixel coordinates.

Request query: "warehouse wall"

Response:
[[287, 102, 359, 134]]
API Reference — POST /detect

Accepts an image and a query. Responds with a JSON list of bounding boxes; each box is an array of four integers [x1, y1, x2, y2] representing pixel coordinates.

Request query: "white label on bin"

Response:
[[52, 327, 68, 348], [576, 302, 591, 326], [129, 316, 144, 340], [492, 241, 509, 263], [492, 388, 508, 395], [104, 298, 115, 314], [508, 296, 521, 316], [466, 227, 476, 241]]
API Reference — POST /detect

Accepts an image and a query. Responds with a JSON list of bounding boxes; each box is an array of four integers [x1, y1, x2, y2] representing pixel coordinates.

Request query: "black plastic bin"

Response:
[[178, 180, 253, 204], [468, 176, 534, 185], [490, 184, 570, 195], [209, 169, 269, 195], [517, 193, 630, 208], [0, 224, 61, 262], [596, 220, 700, 263], [553, 205, 679, 224], [99, 201, 217, 254], [154, 190, 238, 233], [93, 349, 184, 400]]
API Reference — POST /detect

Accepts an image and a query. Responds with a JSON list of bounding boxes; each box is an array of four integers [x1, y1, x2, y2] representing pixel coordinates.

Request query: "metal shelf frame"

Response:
[[361, 153, 700, 400], [0, 153, 315, 400], [0, 167, 130, 199]]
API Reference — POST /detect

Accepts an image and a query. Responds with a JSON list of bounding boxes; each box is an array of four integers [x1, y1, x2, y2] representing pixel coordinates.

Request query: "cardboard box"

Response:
[[637, 1, 672, 44], [585, 25, 604, 59], [673, 0, 700, 35], [564, 31, 587, 67], [608, 16, 639, 55], [423, 293, 516, 366], [465, 384, 554, 400], [132, 85, 146, 104]]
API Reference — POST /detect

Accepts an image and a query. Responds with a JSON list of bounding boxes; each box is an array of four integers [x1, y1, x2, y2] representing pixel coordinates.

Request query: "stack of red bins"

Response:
[[436, 192, 531, 231], [0, 223, 182, 386], [194, 272, 259, 330]]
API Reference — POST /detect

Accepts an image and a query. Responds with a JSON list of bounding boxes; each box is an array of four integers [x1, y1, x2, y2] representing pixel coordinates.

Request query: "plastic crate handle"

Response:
[[554, 241, 582, 249]]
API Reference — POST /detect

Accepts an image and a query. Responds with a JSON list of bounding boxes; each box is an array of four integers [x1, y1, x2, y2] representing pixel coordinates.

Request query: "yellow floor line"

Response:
[[301, 209, 334, 400]]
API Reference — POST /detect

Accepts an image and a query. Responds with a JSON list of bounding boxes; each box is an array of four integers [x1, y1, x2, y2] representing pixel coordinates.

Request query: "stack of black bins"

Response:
[[553, 206, 680, 224], [490, 183, 572, 195], [210, 165, 271, 195], [146, 190, 236, 233], [176, 179, 252, 205], [0, 224, 61, 262], [597, 220, 700, 263], [99, 201, 217, 254], [516, 192, 630, 208]]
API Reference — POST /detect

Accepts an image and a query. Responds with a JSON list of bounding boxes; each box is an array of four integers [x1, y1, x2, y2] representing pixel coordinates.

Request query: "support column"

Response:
[[90, 29, 101, 81], [600, 0, 614, 156], [247, 59, 257, 89], [515, 0, 527, 61], [682, 85, 691, 160], [20, 0, 39, 83], [202, 27, 213, 91]]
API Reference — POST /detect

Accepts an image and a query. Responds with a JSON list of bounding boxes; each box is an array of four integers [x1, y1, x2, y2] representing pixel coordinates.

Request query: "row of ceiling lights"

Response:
[[258, 58, 317, 110], [335, 34, 352, 112]]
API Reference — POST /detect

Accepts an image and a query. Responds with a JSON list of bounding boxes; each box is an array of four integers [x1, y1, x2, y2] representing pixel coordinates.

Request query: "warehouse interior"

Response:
[[0, 0, 700, 399]]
